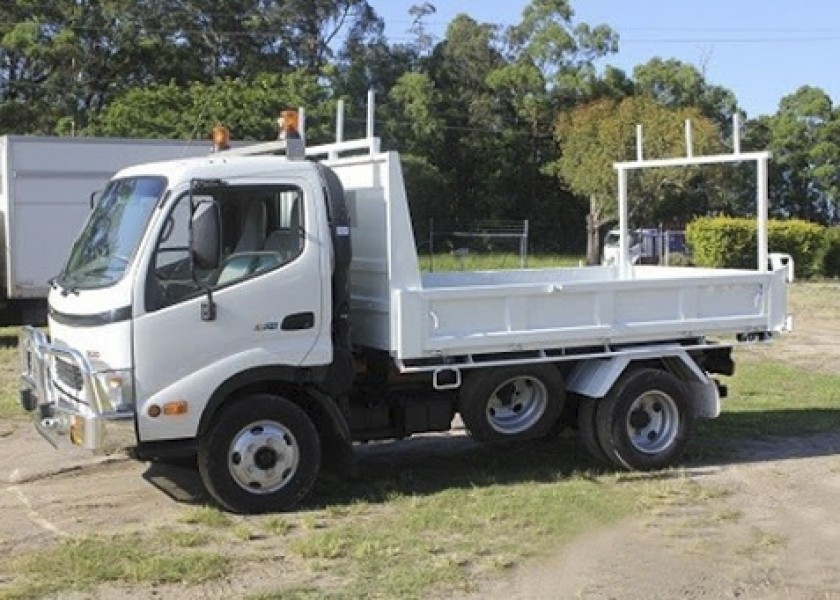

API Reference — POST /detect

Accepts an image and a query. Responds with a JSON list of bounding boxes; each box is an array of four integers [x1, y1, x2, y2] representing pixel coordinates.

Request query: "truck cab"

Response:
[[21, 139, 357, 512]]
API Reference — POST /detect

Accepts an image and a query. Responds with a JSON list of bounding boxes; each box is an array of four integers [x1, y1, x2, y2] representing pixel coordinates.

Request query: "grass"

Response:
[[2, 279, 840, 598], [179, 505, 233, 527], [419, 252, 584, 272], [1, 532, 229, 599], [287, 477, 637, 598], [0, 327, 21, 420], [736, 530, 788, 559], [698, 362, 840, 439]]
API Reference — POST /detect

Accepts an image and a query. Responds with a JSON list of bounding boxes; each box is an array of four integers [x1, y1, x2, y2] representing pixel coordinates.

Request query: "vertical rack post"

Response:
[[615, 120, 771, 278], [618, 166, 630, 279], [367, 89, 380, 154], [685, 120, 693, 158], [298, 107, 306, 142], [757, 156, 769, 272]]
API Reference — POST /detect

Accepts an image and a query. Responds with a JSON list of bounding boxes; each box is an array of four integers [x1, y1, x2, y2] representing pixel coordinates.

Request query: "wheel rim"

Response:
[[228, 420, 300, 494], [625, 390, 680, 454], [485, 375, 548, 435]]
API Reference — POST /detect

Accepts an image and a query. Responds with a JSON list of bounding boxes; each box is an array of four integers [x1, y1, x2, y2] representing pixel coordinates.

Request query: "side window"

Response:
[[147, 185, 306, 311], [146, 194, 201, 310], [215, 187, 305, 286], [263, 190, 304, 263]]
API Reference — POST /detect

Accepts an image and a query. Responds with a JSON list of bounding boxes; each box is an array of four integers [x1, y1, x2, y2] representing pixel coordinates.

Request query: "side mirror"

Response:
[[191, 198, 221, 270]]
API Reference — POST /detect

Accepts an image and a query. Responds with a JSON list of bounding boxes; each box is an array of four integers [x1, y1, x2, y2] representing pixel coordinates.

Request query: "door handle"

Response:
[[282, 312, 314, 330]]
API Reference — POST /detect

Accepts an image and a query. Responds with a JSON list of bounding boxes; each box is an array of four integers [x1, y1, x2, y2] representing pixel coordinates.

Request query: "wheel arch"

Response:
[[197, 366, 351, 450], [566, 348, 721, 418]]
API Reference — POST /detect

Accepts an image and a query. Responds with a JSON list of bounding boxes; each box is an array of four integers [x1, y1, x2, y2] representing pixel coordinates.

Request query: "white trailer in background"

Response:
[[0, 136, 211, 322], [19, 97, 791, 513]]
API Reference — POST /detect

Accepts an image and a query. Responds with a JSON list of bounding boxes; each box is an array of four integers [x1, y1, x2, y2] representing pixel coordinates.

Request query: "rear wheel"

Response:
[[595, 369, 693, 471], [458, 365, 564, 443], [198, 394, 321, 513], [575, 394, 611, 466]]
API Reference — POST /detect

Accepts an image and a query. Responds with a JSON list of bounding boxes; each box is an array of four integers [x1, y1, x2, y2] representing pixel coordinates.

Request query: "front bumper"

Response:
[[19, 326, 136, 452]]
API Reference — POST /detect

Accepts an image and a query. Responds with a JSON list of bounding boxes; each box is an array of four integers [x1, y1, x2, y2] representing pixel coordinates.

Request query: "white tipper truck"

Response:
[[19, 101, 790, 513], [0, 135, 211, 323]]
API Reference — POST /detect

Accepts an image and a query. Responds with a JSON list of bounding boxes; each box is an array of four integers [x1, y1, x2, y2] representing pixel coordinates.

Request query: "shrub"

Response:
[[823, 227, 840, 278], [686, 216, 825, 278], [686, 217, 756, 270], [767, 219, 825, 278]]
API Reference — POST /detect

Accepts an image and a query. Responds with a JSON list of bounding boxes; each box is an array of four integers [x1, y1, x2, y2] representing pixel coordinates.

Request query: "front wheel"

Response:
[[198, 394, 321, 513], [595, 369, 694, 471]]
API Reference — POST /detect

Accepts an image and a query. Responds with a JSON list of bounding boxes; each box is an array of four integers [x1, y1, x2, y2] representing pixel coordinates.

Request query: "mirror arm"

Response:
[[201, 287, 216, 322], [189, 179, 218, 322]]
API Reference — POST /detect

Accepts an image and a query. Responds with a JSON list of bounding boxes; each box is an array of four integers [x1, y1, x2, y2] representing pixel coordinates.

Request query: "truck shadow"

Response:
[[140, 433, 603, 509], [140, 410, 840, 511], [689, 408, 840, 467]]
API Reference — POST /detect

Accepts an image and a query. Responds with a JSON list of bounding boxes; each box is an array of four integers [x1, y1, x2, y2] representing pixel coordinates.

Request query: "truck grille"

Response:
[[55, 357, 83, 391]]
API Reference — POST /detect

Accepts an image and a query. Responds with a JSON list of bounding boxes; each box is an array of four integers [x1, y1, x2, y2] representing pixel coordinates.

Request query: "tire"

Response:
[[198, 394, 321, 513], [595, 368, 694, 471], [575, 394, 611, 466], [458, 364, 564, 443]]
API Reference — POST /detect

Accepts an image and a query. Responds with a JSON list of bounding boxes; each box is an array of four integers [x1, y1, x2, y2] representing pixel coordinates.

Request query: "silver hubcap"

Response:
[[625, 390, 679, 454], [486, 375, 548, 435], [228, 420, 299, 494]]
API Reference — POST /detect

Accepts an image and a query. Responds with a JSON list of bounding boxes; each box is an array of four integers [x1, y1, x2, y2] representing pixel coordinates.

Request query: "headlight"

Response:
[[93, 370, 135, 413]]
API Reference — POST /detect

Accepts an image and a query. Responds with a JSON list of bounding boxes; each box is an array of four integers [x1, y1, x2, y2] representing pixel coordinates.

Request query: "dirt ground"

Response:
[[460, 282, 840, 600], [458, 432, 840, 600], [2, 283, 840, 599]]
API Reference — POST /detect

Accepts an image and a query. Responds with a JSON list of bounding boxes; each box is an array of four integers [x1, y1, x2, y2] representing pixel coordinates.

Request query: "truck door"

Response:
[[132, 180, 328, 439]]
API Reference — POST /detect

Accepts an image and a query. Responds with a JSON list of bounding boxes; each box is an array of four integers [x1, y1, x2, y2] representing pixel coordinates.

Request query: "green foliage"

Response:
[[633, 58, 738, 131], [687, 217, 825, 277], [387, 72, 445, 155], [822, 227, 840, 278], [768, 219, 826, 278], [86, 72, 332, 143], [5, 0, 839, 250], [552, 96, 722, 263], [686, 217, 756, 269], [400, 154, 453, 244], [763, 86, 840, 225]]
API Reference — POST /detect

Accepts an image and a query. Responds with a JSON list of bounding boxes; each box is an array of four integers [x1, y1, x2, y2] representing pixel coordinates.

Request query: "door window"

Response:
[[146, 184, 305, 311]]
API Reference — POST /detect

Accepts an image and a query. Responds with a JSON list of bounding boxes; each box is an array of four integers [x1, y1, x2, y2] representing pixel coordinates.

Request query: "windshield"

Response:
[[604, 231, 640, 248], [59, 177, 166, 290]]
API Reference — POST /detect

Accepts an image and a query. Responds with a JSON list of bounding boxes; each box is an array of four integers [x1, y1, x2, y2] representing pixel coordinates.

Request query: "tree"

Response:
[[758, 86, 840, 225], [1, 0, 182, 133], [86, 72, 333, 142], [387, 72, 444, 156], [426, 14, 507, 222], [551, 96, 722, 264], [504, 0, 617, 93], [0, 0, 381, 133], [633, 58, 739, 133], [407, 2, 438, 58]]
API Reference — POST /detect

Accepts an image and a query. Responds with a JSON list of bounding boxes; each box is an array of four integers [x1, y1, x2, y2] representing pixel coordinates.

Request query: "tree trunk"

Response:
[[585, 197, 603, 265]]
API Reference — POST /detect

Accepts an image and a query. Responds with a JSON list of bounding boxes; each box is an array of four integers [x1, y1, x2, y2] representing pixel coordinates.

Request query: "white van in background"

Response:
[[602, 228, 687, 266]]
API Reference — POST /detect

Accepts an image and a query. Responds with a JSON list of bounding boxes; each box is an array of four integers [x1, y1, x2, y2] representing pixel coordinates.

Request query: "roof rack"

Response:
[[613, 115, 771, 278], [219, 90, 381, 160]]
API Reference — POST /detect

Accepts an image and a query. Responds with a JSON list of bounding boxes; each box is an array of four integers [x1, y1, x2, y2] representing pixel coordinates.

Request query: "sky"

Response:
[[367, 0, 840, 119]]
